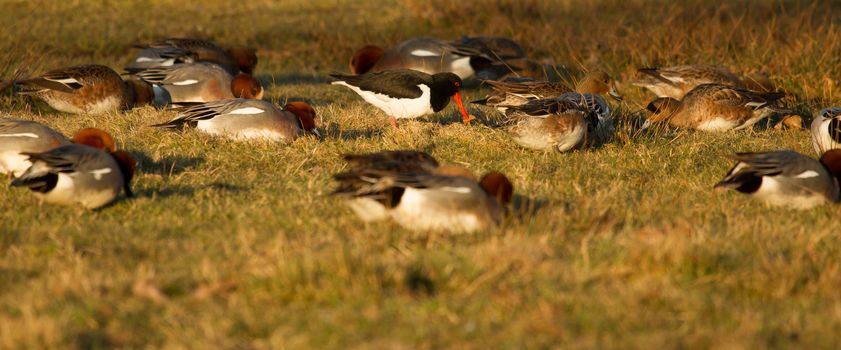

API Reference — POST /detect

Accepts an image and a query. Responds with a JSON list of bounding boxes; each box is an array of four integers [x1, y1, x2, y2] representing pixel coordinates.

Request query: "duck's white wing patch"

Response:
[[0, 133, 39, 138], [172, 79, 199, 86], [89, 167, 112, 180], [795, 170, 820, 179], [229, 107, 265, 115], [439, 186, 472, 194], [660, 74, 686, 84], [411, 49, 441, 57], [49, 77, 80, 85], [745, 101, 765, 108], [135, 57, 158, 63]]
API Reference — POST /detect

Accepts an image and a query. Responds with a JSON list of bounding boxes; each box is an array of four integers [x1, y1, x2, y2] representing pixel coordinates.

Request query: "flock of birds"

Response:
[[2, 35, 841, 232]]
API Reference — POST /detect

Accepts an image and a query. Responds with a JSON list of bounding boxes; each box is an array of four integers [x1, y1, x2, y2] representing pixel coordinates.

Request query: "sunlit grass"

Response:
[[1, 0, 841, 348]]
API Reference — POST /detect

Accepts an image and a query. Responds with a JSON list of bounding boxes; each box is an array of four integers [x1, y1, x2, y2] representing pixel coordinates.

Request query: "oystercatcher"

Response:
[[330, 69, 471, 128]]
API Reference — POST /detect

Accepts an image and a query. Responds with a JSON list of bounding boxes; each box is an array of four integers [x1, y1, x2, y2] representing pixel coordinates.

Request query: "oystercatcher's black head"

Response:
[[430, 73, 471, 125]]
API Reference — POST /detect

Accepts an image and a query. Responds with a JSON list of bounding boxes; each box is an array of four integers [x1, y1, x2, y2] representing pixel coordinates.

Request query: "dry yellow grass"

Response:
[[2, 0, 841, 348]]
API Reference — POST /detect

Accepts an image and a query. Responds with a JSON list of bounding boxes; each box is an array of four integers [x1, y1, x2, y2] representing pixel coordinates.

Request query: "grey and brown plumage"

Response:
[[332, 151, 513, 232], [152, 99, 320, 141], [11, 129, 135, 209], [132, 62, 263, 104], [645, 83, 787, 131], [473, 71, 622, 112], [128, 37, 257, 75], [715, 150, 841, 209], [16, 64, 154, 114], [633, 65, 775, 99]]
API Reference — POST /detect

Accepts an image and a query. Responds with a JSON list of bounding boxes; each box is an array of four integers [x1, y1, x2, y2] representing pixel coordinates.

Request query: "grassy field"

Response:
[[3, 0, 841, 348]]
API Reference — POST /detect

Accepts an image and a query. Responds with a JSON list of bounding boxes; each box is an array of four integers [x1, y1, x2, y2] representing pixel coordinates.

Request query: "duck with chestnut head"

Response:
[[715, 149, 841, 209], [332, 150, 513, 232], [152, 99, 321, 142], [132, 62, 263, 104], [11, 128, 135, 209]]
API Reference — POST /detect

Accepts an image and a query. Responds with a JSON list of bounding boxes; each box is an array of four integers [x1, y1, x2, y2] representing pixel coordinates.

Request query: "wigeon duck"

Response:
[[644, 84, 786, 131], [0, 118, 70, 176], [133, 62, 263, 104], [633, 65, 775, 99], [332, 151, 513, 232], [128, 38, 257, 75], [335, 150, 441, 222], [714, 150, 841, 209], [811, 107, 841, 155], [152, 99, 320, 141], [501, 96, 603, 152], [349, 37, 512, 79], [473, 71, 622, 112], [11, 129, 135, 209], [457, 36, 527, 62], [330, 69, 470, 128], [16, 64, 155, 114]]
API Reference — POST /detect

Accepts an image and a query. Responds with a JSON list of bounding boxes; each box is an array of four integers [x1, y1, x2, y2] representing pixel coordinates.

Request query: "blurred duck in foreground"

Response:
[[644, 83, 787, 131], [15, 64, 162, 114], [332, 150, 513, 233], [349, 36, 527, 80], [715, 150, 841, 209], [127, 37, 257, 75], [633, 64, 775, 99], [132, 62, 263, 104], [0, 118, 70, 176], [10, 128, 135, 210], [152, 100, 320, 142]]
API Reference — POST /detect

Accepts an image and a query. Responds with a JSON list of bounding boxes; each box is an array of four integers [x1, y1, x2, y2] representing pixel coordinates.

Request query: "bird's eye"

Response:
[[454, 82, 460, 87]]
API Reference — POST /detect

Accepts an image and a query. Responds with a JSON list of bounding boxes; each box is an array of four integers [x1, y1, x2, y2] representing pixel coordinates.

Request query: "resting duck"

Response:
[[715, 150, 841, 209], [16, 64, 158, 114], [11, 128, 135, 209], [473, 71, 622, 112], [633, 64, 775, 99], [644, 84, 786, 131], [128, 37, 257, 75], [133, 62, 263, 104], [349, 37, 521, 79], [152, 99, 320, 141], [332, 150, 513, 232], [811, 107, 841, 155]]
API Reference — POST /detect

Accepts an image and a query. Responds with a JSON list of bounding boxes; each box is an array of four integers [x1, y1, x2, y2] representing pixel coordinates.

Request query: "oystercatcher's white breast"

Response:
[[334, 82, 433, 119]]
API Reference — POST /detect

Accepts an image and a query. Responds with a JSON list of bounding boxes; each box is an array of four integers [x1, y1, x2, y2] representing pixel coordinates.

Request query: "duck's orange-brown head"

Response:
[[576, 71, 622, 100], [284, 101, 321, 138], [820, 149, 841, 182], [227, 47, 258, 74], [350, 45, 385, 74], [110, 150, 136, 198], [231, 73, 264, 99], [72, 128, 117, 153], [480, 171, 514, 205], [124, 78, 154, 107]]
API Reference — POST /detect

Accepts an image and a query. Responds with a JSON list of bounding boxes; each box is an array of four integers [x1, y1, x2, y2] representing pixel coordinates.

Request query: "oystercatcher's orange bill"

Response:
[[453, 92, 472, 125]]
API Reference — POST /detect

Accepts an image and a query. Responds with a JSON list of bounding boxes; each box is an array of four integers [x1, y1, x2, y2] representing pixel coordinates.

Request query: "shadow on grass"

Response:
[[323, 123, 382, 141], [256, 73, 331, 87], [134, 182, 247, 200], [130, 150, 205, 177], [511, 194, 549, 219]]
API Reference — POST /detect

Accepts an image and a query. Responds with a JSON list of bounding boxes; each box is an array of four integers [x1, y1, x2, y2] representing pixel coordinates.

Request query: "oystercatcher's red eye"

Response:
[[454, 82, 460, 87]]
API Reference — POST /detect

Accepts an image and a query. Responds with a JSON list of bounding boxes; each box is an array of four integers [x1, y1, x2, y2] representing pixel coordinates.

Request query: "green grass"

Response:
[[3, 0, 841, 348]]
